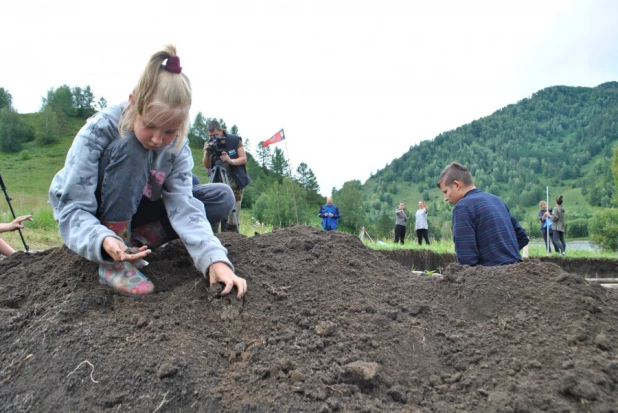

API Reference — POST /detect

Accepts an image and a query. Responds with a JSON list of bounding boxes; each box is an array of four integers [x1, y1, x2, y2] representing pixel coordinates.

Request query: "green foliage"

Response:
[[188, 112, 208, 148], [34, 105, 60, 145], [589, 208, 618, 251], [296, 162, 319, 193], [71, 86, 96, 118], [270, 147, 289, 181], [0, 107, 31, 152], [43, 85, 75, 118], [253, 178, 312, 227], [567, 218, 589, 238], [373, 210, 395, 238], [0, 87, 13, 110], [363, 82, 618, 235], [38, 84, 99, 139], [295, 162, 323, 208], [19, 150, 31, 161], [255, 142, 272, 170], [333, 180, 364, 232], [612, 144, 618, 205]]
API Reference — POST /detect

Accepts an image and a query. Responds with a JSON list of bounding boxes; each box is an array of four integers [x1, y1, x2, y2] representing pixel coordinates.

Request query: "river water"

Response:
[[529, 240, 599, 251]]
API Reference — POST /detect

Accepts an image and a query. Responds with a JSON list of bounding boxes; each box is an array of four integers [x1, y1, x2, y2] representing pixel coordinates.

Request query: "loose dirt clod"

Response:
[[125, 247, 141, 254], [0, 226, 616, 411]]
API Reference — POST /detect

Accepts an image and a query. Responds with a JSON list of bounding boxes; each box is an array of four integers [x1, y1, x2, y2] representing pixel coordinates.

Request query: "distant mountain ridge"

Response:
[[361, 82, 618, 238]]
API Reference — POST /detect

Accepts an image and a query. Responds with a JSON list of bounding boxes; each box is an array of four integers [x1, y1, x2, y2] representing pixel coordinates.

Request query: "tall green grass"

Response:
[[366, 237, 455, 254], [364, 236, 618, 260]]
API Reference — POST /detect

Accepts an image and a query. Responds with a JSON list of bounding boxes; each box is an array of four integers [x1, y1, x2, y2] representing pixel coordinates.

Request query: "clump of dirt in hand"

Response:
[[124, 246, 141, 254], [0, 226, 616, 412]]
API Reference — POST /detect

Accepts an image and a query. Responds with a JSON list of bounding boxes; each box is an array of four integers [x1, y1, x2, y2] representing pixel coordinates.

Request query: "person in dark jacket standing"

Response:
[[394, 201, 408, 244], [203, 120, 251, 233], [545, 195, 566, 255], [318, 197, 341, 231]]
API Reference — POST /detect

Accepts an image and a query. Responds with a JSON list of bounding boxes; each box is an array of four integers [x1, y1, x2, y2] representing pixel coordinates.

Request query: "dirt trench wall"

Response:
[[379, 250, 456, 274], [381, 250, 618, 278]]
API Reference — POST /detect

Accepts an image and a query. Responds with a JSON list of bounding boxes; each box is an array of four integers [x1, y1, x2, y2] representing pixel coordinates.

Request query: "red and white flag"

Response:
[[263, 129, 285, 147]]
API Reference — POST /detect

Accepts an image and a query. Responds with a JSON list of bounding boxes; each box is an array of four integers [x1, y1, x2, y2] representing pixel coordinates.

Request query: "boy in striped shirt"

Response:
[[437, 162, 529, 266]]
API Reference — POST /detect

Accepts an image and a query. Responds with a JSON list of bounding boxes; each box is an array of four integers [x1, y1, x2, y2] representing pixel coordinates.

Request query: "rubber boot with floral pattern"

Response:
[[99, 220, 154, 296]]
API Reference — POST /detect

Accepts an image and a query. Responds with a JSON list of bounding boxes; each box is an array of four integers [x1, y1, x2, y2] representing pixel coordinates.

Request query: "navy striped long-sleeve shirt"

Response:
[[452, 188, 529, 266]]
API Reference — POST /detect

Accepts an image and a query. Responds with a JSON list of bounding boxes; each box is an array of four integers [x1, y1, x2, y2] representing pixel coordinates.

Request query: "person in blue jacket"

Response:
[[318, 196, 341, 231]]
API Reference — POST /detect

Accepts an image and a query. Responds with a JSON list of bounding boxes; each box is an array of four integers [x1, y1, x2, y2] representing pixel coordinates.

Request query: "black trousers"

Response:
[[540, 228, 560, 252], [552, 230, 566, 253], [416, 228, 430, 245], [394, 224, 406, 244]]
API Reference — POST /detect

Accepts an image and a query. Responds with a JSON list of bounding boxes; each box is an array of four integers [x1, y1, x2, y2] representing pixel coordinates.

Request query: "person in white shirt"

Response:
[[415, 201, 430, 245]]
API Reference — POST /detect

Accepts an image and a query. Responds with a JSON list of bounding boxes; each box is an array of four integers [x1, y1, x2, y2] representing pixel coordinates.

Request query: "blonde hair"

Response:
[[539, 201, 547, 209], [119, 45, 192, 152]]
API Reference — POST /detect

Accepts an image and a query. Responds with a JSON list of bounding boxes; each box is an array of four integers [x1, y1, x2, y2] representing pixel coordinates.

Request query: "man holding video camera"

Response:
[[202, 120, 250, 233]]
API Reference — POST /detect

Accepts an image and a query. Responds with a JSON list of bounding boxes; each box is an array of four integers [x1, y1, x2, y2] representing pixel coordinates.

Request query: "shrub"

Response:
[[589, 208, 618, 251], [567, 218, 588, 238], [19, 150, 31, 161]]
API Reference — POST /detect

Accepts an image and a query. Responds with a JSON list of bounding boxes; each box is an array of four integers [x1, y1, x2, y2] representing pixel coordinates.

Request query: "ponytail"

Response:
[[119, 45, 192, 152]]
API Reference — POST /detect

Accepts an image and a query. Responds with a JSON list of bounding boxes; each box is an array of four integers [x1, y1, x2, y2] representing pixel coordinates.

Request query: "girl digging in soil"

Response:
[[49, 45, 246, 298]]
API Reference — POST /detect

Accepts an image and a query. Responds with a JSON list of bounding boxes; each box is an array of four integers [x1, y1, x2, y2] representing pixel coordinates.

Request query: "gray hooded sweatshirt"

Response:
[[551, 206, 566, 232], [49, 104, 232, 274]]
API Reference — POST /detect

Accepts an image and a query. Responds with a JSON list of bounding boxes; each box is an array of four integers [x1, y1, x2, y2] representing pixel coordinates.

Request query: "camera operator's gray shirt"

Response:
[[49, 103, 232, 274]]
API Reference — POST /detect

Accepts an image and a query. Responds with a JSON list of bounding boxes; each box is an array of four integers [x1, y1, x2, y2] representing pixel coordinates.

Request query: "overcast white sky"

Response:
[[2, 0, 618, 195]]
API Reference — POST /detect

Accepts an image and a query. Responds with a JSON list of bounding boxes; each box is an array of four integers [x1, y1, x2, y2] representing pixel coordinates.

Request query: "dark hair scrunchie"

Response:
[[165, 56, 182, 74]]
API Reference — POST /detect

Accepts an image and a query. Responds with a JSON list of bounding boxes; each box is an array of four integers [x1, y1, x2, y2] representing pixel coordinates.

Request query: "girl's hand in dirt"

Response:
[[102, 236, 151, 262], [209, 262, 247, 299]]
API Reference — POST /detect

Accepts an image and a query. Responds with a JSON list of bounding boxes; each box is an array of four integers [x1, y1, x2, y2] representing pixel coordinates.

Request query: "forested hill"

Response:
[[361, 82, 618, 238]]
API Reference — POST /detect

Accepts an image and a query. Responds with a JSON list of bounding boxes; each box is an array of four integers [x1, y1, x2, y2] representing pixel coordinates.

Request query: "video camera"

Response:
[[206, 136, 227, 156]]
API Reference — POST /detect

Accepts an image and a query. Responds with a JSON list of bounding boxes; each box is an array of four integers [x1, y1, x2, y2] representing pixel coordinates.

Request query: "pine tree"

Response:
[[270, 147, 289, 180], [295, 162, 319, 193], [0, 88, 12, 110], [188, 112, 208, 148], [255, 142, 272, 170]]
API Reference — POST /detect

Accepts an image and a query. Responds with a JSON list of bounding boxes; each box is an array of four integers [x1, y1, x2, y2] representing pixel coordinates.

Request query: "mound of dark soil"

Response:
[[0, 226, 616, 412]]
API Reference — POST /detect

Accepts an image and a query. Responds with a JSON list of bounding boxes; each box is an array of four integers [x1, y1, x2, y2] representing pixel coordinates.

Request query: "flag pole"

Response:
[[546, 186, 550, 256], [283, 134, 300, 224]]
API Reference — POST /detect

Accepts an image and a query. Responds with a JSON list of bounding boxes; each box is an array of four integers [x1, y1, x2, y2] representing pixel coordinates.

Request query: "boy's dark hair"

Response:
[[556, 195, 563, 205], [437, 162, 474, 188], [207, 120, 222, 132]]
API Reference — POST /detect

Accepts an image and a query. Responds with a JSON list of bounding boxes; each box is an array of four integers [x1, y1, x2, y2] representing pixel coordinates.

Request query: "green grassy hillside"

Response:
[[0, 115, 282, 250], [362, 82, 618, 240]]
